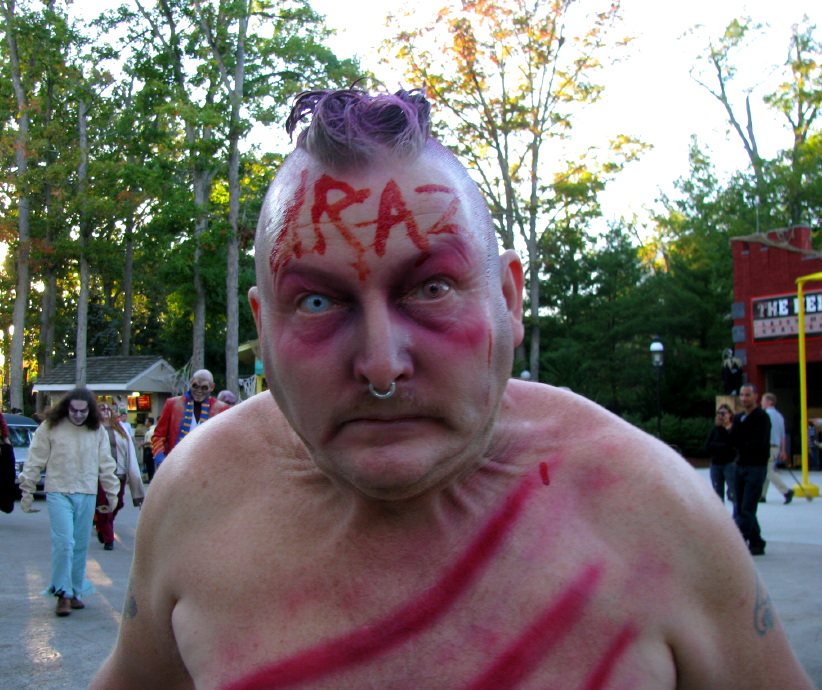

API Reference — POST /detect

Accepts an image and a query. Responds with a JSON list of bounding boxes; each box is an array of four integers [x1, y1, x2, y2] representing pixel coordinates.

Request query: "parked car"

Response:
[[8, 414, 42, 491]]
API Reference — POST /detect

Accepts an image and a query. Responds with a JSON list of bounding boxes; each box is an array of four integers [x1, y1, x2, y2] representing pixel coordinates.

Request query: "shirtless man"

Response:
[[91, 88, 811, 689]]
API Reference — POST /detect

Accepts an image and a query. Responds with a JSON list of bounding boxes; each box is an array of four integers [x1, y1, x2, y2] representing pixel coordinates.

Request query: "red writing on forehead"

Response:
[[269, 169, 316, 276], [374, 179, 427, 257], [268, 172, 461, 281]]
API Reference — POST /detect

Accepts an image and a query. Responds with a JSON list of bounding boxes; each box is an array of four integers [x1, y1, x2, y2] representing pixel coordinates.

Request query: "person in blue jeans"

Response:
[[705, 404, 736, 503], [18, 387, 120, 616], [729, 384, 771, 556]]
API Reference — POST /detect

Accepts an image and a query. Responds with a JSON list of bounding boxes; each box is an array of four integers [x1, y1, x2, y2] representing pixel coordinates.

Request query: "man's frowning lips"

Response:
[[327, 396, 450, 438]]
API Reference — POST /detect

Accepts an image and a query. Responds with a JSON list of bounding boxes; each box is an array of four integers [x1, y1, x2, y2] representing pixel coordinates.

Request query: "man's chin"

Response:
[[314, 439, 470, 502]]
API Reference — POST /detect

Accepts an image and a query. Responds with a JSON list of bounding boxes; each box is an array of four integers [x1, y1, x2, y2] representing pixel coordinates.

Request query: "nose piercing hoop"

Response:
[[368, 382, 396, 400]]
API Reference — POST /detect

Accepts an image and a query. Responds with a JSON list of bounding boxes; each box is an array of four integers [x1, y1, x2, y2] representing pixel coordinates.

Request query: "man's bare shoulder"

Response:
[[142, 393, 316, 520], [502, 379, 683, 474], [499, 380, 733, 559]]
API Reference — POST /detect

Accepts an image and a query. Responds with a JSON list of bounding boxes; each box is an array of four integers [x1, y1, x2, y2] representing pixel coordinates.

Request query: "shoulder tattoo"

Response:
[[753, 577, 774, 637], [123, 580, 138, 620]]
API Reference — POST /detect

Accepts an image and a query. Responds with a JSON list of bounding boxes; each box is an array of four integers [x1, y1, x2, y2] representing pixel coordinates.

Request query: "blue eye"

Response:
[[418, 279, 451, 299], [299, 294, 331, 313]]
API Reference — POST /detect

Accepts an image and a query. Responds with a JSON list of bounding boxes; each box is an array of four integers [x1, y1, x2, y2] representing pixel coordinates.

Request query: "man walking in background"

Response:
[[760, 392, 794, 504], [151, 370, 230, 467], [730, 383, 772, 555]]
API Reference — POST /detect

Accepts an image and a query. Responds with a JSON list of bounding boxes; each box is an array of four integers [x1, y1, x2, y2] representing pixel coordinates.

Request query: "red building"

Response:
[[732, 225, 822, 448]]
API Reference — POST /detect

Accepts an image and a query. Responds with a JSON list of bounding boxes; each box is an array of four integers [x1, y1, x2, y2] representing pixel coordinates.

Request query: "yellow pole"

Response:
[[794, 273, 821, 498]]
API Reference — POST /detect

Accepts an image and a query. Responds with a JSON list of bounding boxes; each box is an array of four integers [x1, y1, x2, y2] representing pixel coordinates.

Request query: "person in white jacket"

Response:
[[95, 402, 145, 550], [18, 387, 120, 617]]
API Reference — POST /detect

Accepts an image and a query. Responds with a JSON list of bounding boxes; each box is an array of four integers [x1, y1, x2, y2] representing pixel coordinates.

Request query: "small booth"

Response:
[[32, 356, 178, 427]]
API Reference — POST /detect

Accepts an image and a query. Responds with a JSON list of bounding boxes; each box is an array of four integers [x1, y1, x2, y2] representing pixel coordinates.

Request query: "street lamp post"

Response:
[[650, 336, 664, 439]]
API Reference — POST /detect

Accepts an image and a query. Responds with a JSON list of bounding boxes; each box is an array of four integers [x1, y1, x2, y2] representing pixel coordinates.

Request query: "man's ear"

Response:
[[500, 249, 525, 346], [248, 286, 262, 336]]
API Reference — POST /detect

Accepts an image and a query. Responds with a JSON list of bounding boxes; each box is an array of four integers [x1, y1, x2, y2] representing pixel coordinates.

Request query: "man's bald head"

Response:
[[191, 370, 214, 385], [190, 370, 215, 403], [247, 86, 525, 499], [256, 87, 501, 283]]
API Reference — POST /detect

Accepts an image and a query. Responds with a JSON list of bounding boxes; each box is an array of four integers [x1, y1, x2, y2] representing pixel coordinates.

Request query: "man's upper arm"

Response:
[[90, 580, 193, 690], [90, 486, 194, 689], [666, 481, 812, 688]]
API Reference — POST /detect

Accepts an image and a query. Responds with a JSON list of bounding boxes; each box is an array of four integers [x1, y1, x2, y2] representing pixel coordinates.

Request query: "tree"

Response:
[[2, 0, 36, 410], [690, 18, 768, 209], [691, 17, 822, 229], [764, 17, 822, 225], [191, 0, 357, 395], [387, 0, 646, 380]]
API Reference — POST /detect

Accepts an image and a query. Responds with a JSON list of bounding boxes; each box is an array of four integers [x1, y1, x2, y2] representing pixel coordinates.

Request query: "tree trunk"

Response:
[[223, 6, 248, 398], [191, 164, 209, 372], [120, 212, 135, 356], [4, 0, 32, 411], [75, 98, 90, 386]]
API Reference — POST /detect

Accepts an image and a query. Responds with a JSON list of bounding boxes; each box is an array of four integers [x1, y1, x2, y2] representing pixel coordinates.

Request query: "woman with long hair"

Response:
[[17, 387, 120, 616], [95, 403, 145, 550]]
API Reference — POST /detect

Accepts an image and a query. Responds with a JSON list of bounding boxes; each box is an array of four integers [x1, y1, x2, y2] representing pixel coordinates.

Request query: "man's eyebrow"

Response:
[[275, 235, 477, 289]]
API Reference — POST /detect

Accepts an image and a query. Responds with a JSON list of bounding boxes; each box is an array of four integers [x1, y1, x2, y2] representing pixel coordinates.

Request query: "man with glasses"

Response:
[[151, 370, 230, 467], [18, 387, 119, 616]]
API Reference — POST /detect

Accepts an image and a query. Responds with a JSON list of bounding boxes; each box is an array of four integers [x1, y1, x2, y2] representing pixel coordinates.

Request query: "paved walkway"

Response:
[[1, 469, 820, 688]]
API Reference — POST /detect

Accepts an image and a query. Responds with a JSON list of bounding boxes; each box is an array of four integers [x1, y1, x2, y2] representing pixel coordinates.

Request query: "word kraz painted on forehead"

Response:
[[269, 170, 464, 281]]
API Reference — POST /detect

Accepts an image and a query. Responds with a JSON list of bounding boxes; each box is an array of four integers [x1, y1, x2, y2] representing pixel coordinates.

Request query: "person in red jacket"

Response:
[[151, 370, 230, 466]]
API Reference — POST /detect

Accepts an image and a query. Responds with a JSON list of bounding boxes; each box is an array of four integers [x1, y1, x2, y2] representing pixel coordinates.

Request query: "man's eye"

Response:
[[418, 279, 451, 299], [299, 294, 332, 313]]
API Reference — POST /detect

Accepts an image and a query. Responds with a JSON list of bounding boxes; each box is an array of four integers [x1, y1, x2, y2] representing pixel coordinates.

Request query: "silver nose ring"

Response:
[[368, 382, 396, 399]]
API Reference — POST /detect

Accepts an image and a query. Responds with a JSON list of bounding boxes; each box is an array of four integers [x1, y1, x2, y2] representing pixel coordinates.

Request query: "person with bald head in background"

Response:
[[92, 87, 811, 689], [150, 369, 230, 468]]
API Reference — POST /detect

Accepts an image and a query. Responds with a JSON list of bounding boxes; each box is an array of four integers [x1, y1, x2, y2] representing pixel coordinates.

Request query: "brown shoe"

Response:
[[69, 597, 85, 610], [56, 597, 71, 616]]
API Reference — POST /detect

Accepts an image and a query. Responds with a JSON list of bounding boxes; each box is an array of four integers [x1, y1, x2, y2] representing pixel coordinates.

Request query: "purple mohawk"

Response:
[[284, 86, 431, 171]]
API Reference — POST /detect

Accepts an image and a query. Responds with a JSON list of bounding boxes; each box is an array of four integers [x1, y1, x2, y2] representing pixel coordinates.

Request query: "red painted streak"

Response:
[[539, 461, 550, 486], [312, 175, 371, 280], [374, 179, 428, 256], [464, 564, 604, 690], [414, 184, 461, 237], [268, 175, 464, 281], [269, 169, 310, 276], [578, 624, 639, 690], [223, 478, 538, 690]]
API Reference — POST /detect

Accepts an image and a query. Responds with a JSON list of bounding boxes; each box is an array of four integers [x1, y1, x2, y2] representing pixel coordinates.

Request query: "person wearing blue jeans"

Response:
[[18, 387, 119, 616], [730, 384, 772, 556], [705, 404, 736, 503], [46, 492, 98, 599]]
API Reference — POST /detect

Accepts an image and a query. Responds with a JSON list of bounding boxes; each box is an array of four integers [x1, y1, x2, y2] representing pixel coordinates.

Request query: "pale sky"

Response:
[[309, 0, 816, 228]]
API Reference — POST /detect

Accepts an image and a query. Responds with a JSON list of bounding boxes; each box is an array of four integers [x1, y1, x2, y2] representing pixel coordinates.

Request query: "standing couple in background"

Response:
[[706, 385, 793, 557]]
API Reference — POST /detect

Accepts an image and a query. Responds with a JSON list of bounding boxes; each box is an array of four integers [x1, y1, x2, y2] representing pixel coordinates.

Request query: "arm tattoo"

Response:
[[123, 579, 138, 620], [753, 577, 774, 637]]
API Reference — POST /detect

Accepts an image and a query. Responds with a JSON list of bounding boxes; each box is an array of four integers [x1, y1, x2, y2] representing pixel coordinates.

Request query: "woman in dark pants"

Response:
[[95, 403, 145, 550], [705, 404, 736, 503]]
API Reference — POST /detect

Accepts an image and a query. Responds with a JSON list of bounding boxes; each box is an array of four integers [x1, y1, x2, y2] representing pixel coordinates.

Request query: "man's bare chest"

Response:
[[167, 480, 677, 689]]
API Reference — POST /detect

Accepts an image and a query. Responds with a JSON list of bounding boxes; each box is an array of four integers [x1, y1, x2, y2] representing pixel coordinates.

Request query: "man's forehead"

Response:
[[260, 149, 490, 281]]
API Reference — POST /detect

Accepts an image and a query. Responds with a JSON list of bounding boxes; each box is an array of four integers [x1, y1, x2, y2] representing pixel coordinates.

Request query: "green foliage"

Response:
[[1, 0, 358, 399], [621, 413, 713, 458]]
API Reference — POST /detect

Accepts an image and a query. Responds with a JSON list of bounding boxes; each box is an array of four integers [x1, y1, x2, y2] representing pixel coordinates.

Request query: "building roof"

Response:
[[33, 356, 177, 393]]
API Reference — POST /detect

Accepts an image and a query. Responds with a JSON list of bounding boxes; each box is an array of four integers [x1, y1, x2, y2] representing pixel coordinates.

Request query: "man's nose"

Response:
[[352, 300, 412, 389]]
